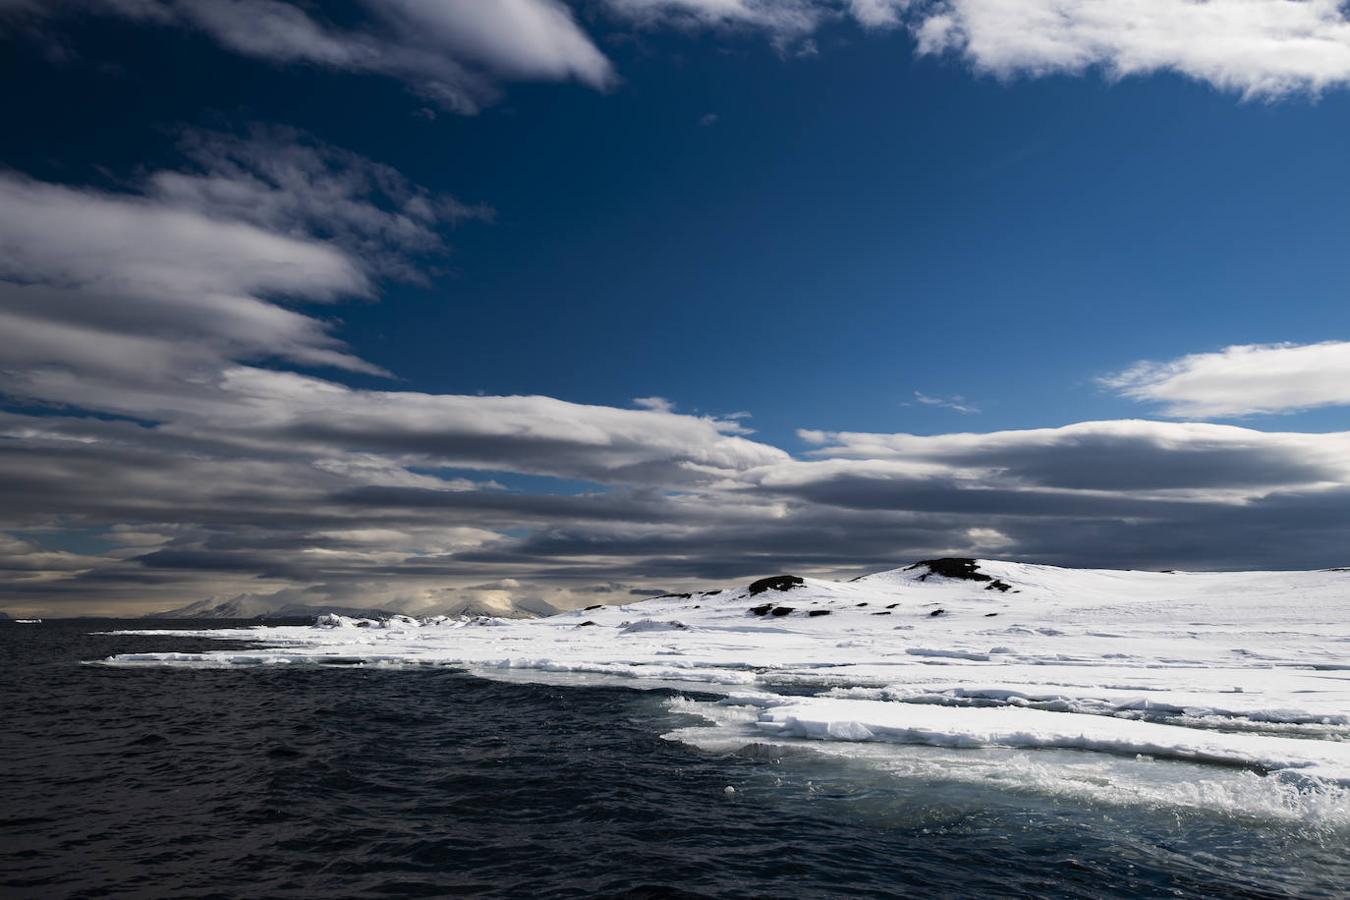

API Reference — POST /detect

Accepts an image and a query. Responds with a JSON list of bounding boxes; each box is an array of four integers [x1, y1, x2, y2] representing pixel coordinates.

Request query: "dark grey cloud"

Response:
[[761, 474, 1219, 518], [798, 421, 1350, 492], [939, 434, 1337, 491]]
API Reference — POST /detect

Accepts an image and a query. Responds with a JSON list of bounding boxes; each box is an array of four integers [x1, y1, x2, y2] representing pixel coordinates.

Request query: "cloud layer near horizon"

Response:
[[12, 0, 1350, 100], [4, 130, 1350, 616]]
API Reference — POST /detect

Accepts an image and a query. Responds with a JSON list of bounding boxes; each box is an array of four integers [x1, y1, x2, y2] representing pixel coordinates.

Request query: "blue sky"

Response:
[[6, 1, 1350, 614]]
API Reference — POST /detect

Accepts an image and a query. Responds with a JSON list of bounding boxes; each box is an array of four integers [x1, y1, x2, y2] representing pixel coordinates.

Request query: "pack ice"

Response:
[[107, 559, 1350, 802]]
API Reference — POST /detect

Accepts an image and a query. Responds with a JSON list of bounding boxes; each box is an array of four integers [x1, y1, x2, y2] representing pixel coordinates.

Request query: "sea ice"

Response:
[[104, 559, 1350, 816]]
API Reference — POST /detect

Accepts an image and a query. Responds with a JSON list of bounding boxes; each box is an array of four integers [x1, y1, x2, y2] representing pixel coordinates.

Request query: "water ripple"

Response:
[[2, 622, 1347, 898]]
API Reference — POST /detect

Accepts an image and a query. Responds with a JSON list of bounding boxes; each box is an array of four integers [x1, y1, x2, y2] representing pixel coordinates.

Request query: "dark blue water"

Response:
[[2, 621, 1347, 899]]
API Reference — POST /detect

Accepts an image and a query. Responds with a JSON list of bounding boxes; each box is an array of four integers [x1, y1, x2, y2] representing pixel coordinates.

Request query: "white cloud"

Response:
[[0, 169, 363, 302], [633, 396, 676, 412], [375, 0, 613, 84], [18, 0, 1350, 99], [965, 526, 1014, 549], [0, 127, 494, 429], [148, 125, 492, 282], [912, 390, 980, 414], [1103, 341, 1350, 417], [603, 0, 1350, 98], [0, 170, 382, 382], [19, 0, 615, 113], [849, 0, 907, 28], [602, 0, 828, 38], [910, 0, 1350, 98], [178, 367, 789, 485], [591, 0, 1350, 98]]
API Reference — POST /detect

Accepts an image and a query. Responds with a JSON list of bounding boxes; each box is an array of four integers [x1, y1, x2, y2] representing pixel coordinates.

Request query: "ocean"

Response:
[[3, 620, 1347, 899]]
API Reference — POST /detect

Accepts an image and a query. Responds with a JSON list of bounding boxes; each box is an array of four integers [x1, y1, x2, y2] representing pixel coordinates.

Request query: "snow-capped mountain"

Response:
[[147, 595, 397, 620], [431, 595, 560, 619]]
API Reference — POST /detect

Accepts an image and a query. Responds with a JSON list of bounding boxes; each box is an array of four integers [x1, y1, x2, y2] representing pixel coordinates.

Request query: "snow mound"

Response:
[[620, 619, 690, 634]]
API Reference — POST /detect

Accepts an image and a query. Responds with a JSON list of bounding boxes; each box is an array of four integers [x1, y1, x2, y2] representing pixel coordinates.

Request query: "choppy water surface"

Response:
[[3, 622, 1348, 898]]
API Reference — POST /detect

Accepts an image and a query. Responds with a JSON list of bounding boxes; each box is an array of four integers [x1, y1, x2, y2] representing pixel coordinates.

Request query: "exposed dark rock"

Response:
[[577, 620, 597, 627], [929, 608, 946, 617], [871, 611, 891, 616], [807, 610, 831, 617], [856, 602, 868, 607], [749, 604, 774, 616], [770, 606, 794, 617], [748, 575, 805, 595], [584, 605, 604, 611], [886, 603, 898, 609], [984, 612, 999, 617], [704, 589, 723, 596], [985, 580, 1012, 593], [908, 558, 993, 583]]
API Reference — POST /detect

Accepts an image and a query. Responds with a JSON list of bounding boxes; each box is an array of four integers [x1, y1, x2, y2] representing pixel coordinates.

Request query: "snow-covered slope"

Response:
[[437, 595, 559, 619], [109, 559, 1350, 811]]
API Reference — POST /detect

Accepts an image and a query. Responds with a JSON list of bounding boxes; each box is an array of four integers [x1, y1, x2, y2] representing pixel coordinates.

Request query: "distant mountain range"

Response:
[[146, 596, 393, 620], [147, 594, 559, 620]]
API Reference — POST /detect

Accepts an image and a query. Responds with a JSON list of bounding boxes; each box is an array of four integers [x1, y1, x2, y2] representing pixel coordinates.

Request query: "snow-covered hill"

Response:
[[111, 559, 1350, 810], [149, 594, 557, 620]]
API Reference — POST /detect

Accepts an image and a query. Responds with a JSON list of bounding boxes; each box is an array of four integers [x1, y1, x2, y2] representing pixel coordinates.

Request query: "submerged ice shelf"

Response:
[[107, 559, 1350, 801]]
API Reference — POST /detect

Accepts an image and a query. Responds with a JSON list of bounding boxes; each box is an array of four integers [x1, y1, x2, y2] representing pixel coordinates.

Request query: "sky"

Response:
[[4, 0, 1350, 616]]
